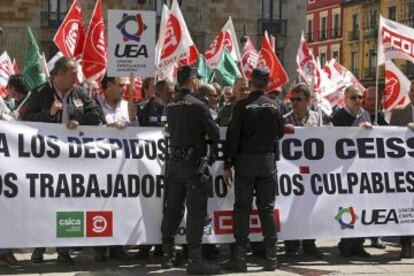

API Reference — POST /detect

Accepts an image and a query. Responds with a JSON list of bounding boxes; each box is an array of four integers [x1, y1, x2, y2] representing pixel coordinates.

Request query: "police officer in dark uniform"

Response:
[[222, 68, 285, 272], [160, 66, 221, 275]]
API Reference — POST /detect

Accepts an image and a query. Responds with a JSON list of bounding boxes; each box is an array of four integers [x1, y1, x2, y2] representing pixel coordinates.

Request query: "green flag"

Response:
[[196, 54, 213, 83], [22, 27, 47, 90], [215, 48, 240, 86]]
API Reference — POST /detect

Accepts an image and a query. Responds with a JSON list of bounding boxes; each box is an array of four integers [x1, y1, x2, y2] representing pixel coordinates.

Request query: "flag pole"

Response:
[[374, 64, 379, 125]]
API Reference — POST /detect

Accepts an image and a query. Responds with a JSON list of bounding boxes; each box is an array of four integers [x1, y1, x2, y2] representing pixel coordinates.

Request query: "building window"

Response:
[[407, 2, 414, 20], [367, 9, 378, 26], [321, 16, 327, 40], [351, 51, 358, 75], [49, 0, 67, 14], [42, 0, 67, 27], [333, 13, 340, 38], [350, 14, 359, 40], [332, 50, 339, 61], [307, 19, 313, 41], [388, 6, 396, 21], [320, 53, 326, 67], [367, 49, 376, 77], [262, 0, 273, 20]]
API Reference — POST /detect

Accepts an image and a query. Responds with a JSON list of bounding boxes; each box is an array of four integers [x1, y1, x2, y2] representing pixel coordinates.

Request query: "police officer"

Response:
[[160, 66, 221, 274], [222, 68, 285, 272]]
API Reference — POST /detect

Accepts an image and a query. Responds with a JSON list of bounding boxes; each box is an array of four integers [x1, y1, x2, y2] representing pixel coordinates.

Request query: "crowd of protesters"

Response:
[[0, 56, 413, 271]]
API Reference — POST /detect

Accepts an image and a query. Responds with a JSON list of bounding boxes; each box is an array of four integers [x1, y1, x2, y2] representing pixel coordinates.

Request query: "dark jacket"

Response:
[[331, 107, 371, 127], [21, 82, 102, 125], [138, 97, 164, 127], [224, 91, 285, 169], [166, 89, 220, 158]]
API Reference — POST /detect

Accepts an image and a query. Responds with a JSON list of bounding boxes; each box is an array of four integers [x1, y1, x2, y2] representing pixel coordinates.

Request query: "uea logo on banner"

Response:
[[335, 207, 358, 230]]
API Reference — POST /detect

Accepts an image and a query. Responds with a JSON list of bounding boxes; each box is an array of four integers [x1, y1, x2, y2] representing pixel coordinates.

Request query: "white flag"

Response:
[[384, 60, 411, 113], [0, 51, 13, 87], [378, 15, 414, 65], [158, 0, 195, 71], [205, 17, 241, 68], [296, 32, 319, 88]]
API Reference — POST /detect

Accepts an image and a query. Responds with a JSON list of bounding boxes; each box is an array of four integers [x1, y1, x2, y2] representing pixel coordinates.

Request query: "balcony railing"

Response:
[[331, 28, 342, 39], [319, 30, 328, 41], [348, 30, 360, 41], [257, 19, 287, 37], [306, 32, 313, 42], [363, 68, 376, 78], [363, 26, 378, 39], [401, 18, 414, 28], [40, 11, 66, 28]]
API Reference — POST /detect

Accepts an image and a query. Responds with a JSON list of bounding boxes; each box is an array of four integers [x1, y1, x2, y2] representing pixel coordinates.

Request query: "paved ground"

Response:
[[0, 238, 413, 275]]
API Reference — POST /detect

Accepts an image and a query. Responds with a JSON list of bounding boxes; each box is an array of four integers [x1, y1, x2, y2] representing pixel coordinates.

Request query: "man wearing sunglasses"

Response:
[[282, 83, 324, 259], [332, 85, 372, 258]]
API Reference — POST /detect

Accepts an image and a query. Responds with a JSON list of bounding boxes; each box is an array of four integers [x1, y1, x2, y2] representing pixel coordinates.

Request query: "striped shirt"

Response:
[[283, 109, 321, 127]]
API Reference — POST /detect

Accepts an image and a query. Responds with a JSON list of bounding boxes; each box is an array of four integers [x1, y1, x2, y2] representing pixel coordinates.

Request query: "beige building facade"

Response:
[[0, 0, 305, 87]]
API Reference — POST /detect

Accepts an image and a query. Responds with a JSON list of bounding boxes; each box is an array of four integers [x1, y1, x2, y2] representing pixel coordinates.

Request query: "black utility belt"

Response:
[[169, 146, 198, 161]]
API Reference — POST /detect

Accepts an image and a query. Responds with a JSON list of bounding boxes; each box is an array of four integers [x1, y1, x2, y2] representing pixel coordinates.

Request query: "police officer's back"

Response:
[[222, 68, 284, 272], [160, 66, 220, 275]]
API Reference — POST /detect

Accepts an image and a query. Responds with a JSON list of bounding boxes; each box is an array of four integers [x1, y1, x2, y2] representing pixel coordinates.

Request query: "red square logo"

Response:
[[214, 209, 281, 235], [86, 211, 113, 237]]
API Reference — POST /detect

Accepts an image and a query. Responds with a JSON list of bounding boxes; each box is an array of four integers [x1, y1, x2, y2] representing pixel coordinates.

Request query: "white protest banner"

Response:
[[107, 10, 155, 77], [0, 122, 414, 248]]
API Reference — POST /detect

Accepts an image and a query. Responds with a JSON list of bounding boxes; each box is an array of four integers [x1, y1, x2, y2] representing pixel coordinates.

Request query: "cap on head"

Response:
[[251, 68, 270, 83], [177, 65, 201, 86]]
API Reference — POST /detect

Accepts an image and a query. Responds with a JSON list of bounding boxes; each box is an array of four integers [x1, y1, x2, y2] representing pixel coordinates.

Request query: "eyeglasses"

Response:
[[349, 95, 363, 101], [290, 97, 305, 102]]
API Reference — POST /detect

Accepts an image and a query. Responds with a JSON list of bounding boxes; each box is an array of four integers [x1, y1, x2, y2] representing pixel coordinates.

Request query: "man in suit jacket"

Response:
[[390, 83, 414, 258]]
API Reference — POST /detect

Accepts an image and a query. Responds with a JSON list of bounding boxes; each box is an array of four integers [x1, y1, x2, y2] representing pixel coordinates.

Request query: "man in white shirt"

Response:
[[98, 75, 138, 129]]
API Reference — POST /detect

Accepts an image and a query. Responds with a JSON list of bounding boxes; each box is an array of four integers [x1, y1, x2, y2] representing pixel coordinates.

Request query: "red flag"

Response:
[[258, 32, 288, 91], [12, 59, 19, 74], [204, 17, 241, 69], [82, 0, 107, 81], [241, 38, 259, 79], [123, 77, 144, 102], [53, 0, 85, 58], [269, 34, 276, 51]]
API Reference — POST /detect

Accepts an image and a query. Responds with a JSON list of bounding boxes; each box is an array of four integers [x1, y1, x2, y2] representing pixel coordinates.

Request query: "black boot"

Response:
[[187, 247, 221, 275], [161, 244, 174, 269], [263, 247, 277, 271], [221, 245, 247, 272]]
